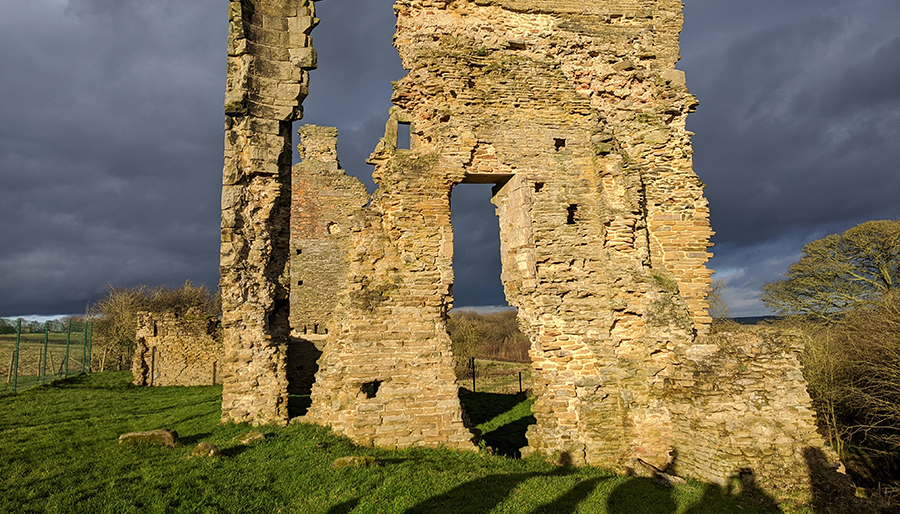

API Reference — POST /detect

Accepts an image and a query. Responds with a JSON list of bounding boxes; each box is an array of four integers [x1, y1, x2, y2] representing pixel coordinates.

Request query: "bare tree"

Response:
[[761, 220, 900, 323]]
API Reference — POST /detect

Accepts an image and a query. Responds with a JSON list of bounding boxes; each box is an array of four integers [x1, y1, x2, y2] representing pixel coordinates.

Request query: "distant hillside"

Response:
[[732, 316, 777, 325]]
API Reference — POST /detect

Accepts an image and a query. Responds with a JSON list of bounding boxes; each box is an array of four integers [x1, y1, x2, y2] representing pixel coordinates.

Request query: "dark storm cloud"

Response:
[[0, 0, 225, 316], [2, 0, 898, 318], [681, 0, 900, 314], [450, 184, 506, 308], [300, 0, 404, 191]]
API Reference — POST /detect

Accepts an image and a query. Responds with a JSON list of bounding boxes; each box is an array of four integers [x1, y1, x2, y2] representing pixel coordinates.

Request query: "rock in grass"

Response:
[[191, 442, 221, 458], [234, 431, 265, 445], [118, 429, 179, 448], [331, 456, 378, 469]]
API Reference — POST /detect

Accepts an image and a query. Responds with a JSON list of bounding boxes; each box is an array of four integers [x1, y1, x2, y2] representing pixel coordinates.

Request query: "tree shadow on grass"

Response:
[[403, 471, 541, 514], [404, 462, 603, 514], [326, 498, 359, 514]]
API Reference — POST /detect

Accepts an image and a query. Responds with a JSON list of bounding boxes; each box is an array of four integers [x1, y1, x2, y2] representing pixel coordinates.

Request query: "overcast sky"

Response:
[[1, 0, 898, 318]]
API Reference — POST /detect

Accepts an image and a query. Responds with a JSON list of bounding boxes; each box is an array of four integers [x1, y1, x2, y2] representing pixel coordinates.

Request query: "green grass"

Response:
[[0, 372, 801, 513]]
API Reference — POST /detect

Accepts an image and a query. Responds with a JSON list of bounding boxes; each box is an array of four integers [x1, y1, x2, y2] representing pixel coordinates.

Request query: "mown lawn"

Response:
[[0, 372, 799, 513]]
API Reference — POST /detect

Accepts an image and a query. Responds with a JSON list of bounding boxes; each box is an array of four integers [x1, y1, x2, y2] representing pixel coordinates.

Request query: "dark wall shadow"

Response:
[[403, 472, 539, 514], [326, 498, 359, 514], [286, 338, 322, 395], [458, 391, 525, 425], [733, 469, 784, 513], [481, 414, 536, 458], [529, 476, 607, 514], [288, 394, 311, 418], [804, 446, 863, 514], [607, 478, 676, 514]]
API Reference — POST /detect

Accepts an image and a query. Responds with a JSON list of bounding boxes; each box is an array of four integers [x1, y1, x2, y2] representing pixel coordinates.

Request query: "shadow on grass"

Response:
[[459, 391, 523, 425], [219, 444, 252, 458], [326, 498, 359, 514], [177, 432, 212, 446], [607, 478, 677, 514], [289, 394, 311, 418], [482, 415, 536, 458], [531, 476, 609, 514], [404, 471, 541, 514], [46, 373, 92, 387], [404, 466, 608, 514]]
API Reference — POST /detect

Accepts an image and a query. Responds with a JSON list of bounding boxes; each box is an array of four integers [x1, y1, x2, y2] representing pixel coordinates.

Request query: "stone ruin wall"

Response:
[[221, 0, 841, 497], [288, 125, 367, 394], [133, 312, 224, 387], [220, 0, 318, 424]]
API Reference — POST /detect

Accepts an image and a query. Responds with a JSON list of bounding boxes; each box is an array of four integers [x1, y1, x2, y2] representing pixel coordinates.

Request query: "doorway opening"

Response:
[[450, 182, 535, 456]]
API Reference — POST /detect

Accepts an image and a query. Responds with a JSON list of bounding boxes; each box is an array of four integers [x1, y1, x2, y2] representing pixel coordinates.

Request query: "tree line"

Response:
[[445, 309, 530, 377]]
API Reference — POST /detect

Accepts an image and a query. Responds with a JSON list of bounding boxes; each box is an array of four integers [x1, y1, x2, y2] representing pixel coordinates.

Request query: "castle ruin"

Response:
[[219, 0, 839, 495]]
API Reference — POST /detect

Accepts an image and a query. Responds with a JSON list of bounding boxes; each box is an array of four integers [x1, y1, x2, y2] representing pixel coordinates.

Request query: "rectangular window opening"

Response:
[[567, 204, 578, 225], [397, 122, 411, 150]]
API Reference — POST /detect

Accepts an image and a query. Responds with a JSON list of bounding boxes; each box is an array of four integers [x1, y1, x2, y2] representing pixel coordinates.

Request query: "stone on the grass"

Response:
[[118, 429, 179, 448], [235, 431, 266, 444], [331, 456, 378, 469], [191, 442, 221, 457]]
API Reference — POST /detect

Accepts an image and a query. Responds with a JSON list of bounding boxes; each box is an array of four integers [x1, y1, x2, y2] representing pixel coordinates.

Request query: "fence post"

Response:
[[81, 322, 88, 374], [12, 319, 21, 394], [86, 322, 93, 373], [471, 357, 476, 393], [41, 321, 49, 385], [519, 371, 522, 394], [64, 319, 72, 378]]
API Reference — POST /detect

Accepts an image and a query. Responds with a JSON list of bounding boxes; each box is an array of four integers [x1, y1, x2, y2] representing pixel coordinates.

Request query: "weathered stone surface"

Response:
[[234, 430, 266, 445], [287, 125, 368, 394], [133, 312, 223, 387], [331, 455, 378, 469], [220, 0, 841, 500], [220, 0, 317, 427], [118, 429, 179, 448], [191, 442, 221, 457]]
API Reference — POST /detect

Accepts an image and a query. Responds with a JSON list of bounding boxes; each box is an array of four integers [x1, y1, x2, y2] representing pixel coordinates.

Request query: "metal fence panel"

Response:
[[1, 320, 93, 394]]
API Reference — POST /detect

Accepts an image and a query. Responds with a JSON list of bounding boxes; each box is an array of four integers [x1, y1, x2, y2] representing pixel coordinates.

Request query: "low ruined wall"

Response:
[[668, 330, 837, 493], [133, 312, 224, 387]]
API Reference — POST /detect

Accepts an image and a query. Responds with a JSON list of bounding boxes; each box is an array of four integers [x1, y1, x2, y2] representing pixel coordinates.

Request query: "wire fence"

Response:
[[0, 319, 93, 394], [458, 357, 533, 395]]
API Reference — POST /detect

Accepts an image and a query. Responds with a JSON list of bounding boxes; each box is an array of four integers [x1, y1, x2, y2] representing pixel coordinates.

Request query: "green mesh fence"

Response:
[[0, 319, 93, 394]]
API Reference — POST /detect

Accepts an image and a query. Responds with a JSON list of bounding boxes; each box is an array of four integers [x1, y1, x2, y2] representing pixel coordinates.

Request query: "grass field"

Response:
[[0, 372, 804, 513], [458, 359, 533, 395], [0, 335, 89, 393]]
